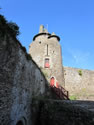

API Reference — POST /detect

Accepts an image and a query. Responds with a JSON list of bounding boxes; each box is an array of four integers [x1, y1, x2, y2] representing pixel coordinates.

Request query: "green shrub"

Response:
[[26, 54, 32, 60], [22, 46, 26, 53], [43, 71, 48, 77], [0, 15, 20, 37], [8, 22, 20, 36], [78, 70, 82, 76], [69, 95, 77, 100], [40, 66, 43, 69]]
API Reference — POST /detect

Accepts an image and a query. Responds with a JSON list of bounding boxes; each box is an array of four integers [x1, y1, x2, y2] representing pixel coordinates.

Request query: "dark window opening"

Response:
[[39, 41, 41, 44], [45, 58, 50, 68], [16, 121, 24, 125], [47, 44, 48, 55]]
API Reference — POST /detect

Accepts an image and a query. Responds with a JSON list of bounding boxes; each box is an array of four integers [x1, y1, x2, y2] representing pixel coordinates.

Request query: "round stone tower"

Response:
[[29, 25, 65, 87]]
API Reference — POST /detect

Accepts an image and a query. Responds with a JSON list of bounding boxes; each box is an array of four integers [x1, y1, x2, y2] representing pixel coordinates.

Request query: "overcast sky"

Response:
[[0, 0, 94, 70]]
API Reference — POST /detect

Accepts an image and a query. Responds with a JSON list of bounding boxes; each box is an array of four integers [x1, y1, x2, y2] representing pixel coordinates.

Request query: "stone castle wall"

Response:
[[0, 34, 51, 125], [32, 99, 94, 125], [1, 20, 94, 125], [64, 67, 94, 99]]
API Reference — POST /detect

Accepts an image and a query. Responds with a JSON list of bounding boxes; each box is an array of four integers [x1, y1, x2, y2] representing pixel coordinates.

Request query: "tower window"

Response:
[[45, 58, 50, 68], [39, 41, 41, 44], [16, 121, 24, 125], [47, 44, 48, 55]]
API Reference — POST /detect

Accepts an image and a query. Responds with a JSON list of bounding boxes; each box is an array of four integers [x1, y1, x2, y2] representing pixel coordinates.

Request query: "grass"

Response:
[[69, 95, 77, 100]]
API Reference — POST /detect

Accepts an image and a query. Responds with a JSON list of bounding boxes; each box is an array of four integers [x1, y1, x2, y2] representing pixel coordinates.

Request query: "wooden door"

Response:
[[50, 77, 55, 86]]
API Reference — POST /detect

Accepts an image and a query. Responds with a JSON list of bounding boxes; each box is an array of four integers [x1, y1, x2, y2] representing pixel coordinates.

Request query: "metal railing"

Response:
[[50, 85, 69, 100]]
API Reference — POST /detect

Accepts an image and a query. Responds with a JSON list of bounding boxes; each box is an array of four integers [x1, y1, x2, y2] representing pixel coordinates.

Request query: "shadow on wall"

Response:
[[0, 14, 59, 125], [32, 99, 94, 125]]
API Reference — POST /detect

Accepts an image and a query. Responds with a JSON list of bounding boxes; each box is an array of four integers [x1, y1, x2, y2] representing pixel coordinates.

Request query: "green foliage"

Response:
[[69, 95, 77, 100], [8, 22, 20, 36], [0, 15, 20, 37], [26, 54, 32, 60], [40, 66, 43, 70], [82, 88, 86, 92], [78, 70, 82, 76], [43, 71, 48, 77], [0, 15, 7, 25], [22, 46, 27, 53]]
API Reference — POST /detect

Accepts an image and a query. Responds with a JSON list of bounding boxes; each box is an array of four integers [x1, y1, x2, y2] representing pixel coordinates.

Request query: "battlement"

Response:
[[33, 25, 60, 41]]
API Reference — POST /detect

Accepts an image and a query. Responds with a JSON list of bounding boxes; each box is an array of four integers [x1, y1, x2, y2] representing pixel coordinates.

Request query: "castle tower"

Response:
[[29, 25, 65, 87]]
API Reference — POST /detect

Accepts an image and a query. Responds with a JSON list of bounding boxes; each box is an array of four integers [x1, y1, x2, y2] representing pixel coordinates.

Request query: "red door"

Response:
[[50, 77, 55, 87]]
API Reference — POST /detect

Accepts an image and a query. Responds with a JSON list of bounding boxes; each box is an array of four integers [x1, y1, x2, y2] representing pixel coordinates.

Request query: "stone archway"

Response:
[[50, 77, 55, 86], [16, 117, 27, 125]]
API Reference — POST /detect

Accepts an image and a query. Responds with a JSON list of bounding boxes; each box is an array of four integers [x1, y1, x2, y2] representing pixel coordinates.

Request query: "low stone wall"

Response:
[[64, 67, 94, 100], [32, 99, 94, 125], [0, 34, 50, 125]]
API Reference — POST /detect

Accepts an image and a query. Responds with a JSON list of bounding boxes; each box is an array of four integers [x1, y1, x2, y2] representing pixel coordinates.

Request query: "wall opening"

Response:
[[47, 44, 48, 55], [39, 41, 41, 44], [16, 120, 24, 125], [44, 58, 50, 68], [16, 117, 27, 125]]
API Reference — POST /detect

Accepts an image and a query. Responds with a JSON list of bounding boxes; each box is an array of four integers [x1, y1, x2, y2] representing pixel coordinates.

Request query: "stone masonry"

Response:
[[29, 25, 94, 100], [1, 19, 94, 125], [64, 66, 94, 100], [32, 99, 94, 125], [29, 25, 65, 87], [0, 33, 51, 125]]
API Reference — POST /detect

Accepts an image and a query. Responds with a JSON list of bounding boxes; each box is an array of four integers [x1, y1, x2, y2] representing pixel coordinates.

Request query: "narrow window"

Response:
[[47, 44, 48, 56], [39, 41, 41, 44], [45, 58, 50, 68]]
